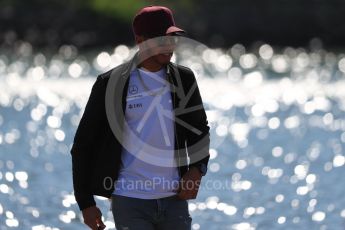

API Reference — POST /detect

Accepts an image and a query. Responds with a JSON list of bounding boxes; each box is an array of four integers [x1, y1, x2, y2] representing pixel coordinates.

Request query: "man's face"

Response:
[[138, 35, 179, 65]]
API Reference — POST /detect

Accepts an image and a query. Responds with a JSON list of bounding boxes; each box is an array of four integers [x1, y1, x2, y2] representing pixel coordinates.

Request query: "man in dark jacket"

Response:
[[71, 5, 210, 230]]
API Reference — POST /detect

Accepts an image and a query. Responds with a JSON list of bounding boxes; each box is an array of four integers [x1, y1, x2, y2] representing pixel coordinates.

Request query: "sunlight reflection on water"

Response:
[[0, 41, 345, 229]]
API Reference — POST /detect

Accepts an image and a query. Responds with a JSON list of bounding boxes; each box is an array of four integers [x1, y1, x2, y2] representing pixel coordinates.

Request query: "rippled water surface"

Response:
[[1, 42, 345, 229]]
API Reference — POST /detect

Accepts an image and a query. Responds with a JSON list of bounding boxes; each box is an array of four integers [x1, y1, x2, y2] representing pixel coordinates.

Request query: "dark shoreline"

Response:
[[1, 0, 345, 50]]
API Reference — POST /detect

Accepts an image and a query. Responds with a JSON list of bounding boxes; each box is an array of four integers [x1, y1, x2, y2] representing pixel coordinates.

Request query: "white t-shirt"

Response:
[[113, 67, 180, 199]]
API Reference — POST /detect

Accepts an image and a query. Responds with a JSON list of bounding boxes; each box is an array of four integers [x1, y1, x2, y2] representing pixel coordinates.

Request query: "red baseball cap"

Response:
[[132, 6, 185, 37]]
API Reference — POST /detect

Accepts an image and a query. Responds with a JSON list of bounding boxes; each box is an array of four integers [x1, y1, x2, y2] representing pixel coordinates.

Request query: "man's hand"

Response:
[[176, 166, 202, 200], [82, 206, 106, 230]]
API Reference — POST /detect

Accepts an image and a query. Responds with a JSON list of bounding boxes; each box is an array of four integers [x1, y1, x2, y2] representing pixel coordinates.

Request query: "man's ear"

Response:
[[135, 35, 145, 44]]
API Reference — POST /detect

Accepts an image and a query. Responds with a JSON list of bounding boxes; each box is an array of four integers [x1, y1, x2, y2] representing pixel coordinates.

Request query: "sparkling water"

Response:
[[0, 42, 345, 229]]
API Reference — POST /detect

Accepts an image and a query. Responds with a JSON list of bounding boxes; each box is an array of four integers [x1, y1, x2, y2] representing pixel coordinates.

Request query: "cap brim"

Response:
[[166, 26, 185, 35]]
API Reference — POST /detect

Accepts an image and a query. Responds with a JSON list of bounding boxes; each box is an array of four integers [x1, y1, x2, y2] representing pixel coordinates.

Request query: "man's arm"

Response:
[[184, 69, 210, 170], [70, 76, 107, 229], [176, 67, 210, 200], [71, 76, 107, 210]]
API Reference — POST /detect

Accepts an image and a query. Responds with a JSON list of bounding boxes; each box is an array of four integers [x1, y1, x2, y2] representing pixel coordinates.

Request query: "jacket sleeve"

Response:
[[180, 68, 210, 172], [70, 76, 107, 210]]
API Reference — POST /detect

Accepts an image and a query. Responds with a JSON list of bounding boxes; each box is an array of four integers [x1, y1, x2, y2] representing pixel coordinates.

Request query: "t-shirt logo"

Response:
[[129, 85, 138, 94], [128, 103, 142, 109]]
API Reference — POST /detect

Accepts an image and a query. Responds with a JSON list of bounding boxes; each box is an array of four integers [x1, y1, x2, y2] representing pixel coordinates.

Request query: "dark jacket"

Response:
[[70, 55, 210, 210]]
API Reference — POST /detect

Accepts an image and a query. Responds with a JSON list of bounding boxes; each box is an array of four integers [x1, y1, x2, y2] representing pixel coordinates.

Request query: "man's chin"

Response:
[[156, 53, 173, 63]]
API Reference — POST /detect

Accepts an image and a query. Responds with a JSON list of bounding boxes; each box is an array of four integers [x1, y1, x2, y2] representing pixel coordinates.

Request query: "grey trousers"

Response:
[[111, 194, 192, 230]]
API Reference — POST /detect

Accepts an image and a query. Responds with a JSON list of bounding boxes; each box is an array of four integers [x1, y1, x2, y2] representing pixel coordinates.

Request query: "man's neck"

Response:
[[139, 59, 164, 72]]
